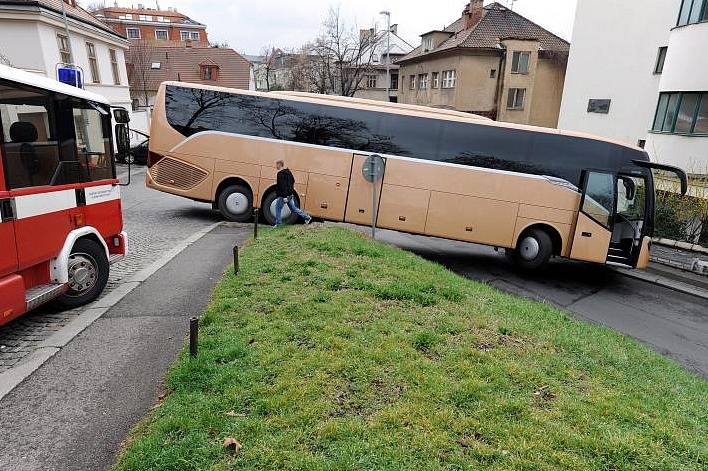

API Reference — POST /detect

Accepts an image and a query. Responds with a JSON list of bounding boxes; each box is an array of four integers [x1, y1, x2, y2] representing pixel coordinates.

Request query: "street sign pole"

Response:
[[372, 169, 377, 239], [362, 154, 385, 240]]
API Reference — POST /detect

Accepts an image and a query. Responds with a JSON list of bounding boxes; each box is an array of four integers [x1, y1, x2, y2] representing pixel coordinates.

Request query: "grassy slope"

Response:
[[114, 226, 707, 471]]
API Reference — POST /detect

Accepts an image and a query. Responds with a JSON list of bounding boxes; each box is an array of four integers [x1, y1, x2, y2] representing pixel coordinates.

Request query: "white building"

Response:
[[559, 0, 708, 175], [0, 0, 139, 130]]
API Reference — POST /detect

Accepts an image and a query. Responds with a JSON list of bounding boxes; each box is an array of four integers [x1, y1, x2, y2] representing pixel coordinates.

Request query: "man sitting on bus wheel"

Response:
[[274, 160, 312, 227]]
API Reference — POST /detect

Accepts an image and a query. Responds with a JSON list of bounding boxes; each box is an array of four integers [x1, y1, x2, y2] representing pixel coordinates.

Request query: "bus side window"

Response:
[[0, 81, 61, 189]]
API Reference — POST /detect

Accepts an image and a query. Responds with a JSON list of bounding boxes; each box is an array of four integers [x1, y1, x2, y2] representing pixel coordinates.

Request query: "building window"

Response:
[[441, 70, 456, 88], [201, 65, 218, 81], [181, 31, 191, 41], [431, 72, 439, 88], [366, 74, 377, 88], [155, 30, 168, 40], [507, 88, 526, 110], [587, 99, 611, 114], [652, 91, 708, 134], [490, 69, 497, 78], [109, 49, 120, 85], [390, 73, 399, 90], [422, 37, 433, 51], [677, 0, 708, 26], [86, 42, 100, 83], [57, 33, 71, 64], [191, 32, 200, 41], [655, 47, 668, 74], [126, 28, 141, 39], [372, 54, 379, 63], [409, 75, 416, 90], [511, 51, 531, 74], [139, 14, 153, 21], [124, 14, 132, 20], [418, 73, 428, 90]]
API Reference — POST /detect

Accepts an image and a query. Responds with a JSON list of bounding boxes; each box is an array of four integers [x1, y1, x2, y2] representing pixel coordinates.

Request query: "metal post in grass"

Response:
[[189, 317, 198, 357], [253, 208, 259, 239], [233, 245, 239, 275], [362, 155, 385, 239]]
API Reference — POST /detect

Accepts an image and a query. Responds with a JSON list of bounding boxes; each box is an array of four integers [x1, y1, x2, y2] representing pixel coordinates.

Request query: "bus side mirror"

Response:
[[115, 124, 131, 186], [113, 108, 130, 124]]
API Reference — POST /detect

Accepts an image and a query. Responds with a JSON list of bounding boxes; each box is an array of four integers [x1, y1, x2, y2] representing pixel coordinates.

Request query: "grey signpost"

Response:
[[362, 155, 386, 239]]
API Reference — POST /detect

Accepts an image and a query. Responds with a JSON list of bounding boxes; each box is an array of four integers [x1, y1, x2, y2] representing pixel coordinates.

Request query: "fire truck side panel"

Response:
[[0, 275, 25, 324]]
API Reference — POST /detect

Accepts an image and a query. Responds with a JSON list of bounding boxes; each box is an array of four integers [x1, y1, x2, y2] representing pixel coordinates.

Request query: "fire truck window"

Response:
[[0, 85, 61, 189], [71, 107, 112, 182]]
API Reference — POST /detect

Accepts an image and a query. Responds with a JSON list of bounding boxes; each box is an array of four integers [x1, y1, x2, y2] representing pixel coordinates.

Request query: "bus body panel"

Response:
[[378, 184, 431, 234], [345, 154, 385, 226], [636, 237, 651, 270], [304, 173, 349, 221], [569, 213, 613, 263]]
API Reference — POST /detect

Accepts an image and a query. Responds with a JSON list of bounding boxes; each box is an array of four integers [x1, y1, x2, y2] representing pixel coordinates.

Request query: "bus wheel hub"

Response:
[[519, 236, 540, 261], [225, 193, 249, 215], [68, 254, 98, 293]]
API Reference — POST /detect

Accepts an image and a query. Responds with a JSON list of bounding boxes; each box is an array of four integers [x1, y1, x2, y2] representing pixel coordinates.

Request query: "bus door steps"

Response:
[[25, 283, 67, 311], [606, 254, 633, 267]]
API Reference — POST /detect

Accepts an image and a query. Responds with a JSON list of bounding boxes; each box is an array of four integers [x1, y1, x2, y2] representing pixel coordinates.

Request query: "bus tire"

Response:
[[217, 184, 253, 222], [262, 191, 300, 226], [54, 238, 109, 309], [513, 228, 553, 270]]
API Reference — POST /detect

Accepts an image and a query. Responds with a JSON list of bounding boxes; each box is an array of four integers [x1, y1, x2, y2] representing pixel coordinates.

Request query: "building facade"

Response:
[[0, 0, 132, 115], [92, 4, 208, 45], [396, 1, 569, 127], [354, 24, 413, 102], [559, 0, 708, 175]]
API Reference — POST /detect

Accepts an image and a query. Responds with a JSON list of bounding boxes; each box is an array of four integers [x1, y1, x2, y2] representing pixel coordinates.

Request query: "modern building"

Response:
[[559, 0, 708, 175], [128, 43, 253, 110], [396, 1, 569, 127], [0, 0, 133, 116], [354, 24, 413, 102], [92, 3, 208, 45]]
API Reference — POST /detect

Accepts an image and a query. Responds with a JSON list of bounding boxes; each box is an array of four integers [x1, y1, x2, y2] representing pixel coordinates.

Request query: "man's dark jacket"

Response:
[[276, 168, 295, 197]]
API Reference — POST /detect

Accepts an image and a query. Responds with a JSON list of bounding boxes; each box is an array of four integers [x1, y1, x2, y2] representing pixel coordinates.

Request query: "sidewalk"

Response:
[[650, 242, 708, 276], [0, 223, 251, 471]]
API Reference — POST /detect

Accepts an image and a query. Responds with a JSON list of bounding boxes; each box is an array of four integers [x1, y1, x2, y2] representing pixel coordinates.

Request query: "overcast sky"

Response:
[[103, 0, 577, 54]]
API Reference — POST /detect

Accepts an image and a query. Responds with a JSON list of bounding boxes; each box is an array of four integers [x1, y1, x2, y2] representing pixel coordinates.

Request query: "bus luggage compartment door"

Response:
[[345, 154, 385, 226], [570, 170, 615, 264]]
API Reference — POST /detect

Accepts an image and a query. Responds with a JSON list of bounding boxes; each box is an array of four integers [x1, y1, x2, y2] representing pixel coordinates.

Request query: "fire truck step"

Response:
[[25, 284, 67, 311]]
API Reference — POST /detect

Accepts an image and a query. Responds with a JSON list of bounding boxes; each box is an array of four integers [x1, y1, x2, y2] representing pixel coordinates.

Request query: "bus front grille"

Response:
[[152, 158, 208, 190]]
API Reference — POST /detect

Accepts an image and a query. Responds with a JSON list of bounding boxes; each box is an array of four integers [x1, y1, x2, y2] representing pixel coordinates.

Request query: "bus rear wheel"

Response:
[[512, 228, 553, 270], [54, 238, 109, 309], [217, 184, 253, 222], [262, 191, 300, 226]]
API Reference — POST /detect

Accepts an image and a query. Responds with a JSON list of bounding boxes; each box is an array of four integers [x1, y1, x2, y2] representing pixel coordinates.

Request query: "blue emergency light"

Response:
[[57, 67, 83, 88]]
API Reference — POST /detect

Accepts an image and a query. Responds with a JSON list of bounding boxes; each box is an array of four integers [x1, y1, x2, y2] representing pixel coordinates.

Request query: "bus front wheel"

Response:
[[261, 192, 300, 226], [217, 184, 253, 222], [512, 228, 553, 270]]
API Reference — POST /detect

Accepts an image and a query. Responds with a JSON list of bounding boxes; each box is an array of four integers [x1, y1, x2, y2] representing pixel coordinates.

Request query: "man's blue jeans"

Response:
[[275, 195, 309, 226]]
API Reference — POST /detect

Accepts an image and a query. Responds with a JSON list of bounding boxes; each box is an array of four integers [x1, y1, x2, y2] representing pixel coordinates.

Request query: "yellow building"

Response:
[[397, 1, 569, 127]]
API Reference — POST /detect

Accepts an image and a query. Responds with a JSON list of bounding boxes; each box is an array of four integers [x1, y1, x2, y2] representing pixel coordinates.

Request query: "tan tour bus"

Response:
[[146, 81, 687, 270]]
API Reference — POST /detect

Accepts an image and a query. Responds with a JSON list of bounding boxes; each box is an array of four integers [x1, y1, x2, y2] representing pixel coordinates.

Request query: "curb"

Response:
[[0, 221, 223, 402], [613, 267, 708, 301]]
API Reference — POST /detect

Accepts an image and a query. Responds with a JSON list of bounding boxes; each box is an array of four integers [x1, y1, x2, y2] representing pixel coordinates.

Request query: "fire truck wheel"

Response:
[[54, 238, 109, 309], [217, 184, 253, 222]]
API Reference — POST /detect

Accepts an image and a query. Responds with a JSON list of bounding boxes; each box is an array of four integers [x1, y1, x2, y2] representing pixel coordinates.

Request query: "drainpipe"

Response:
[[493, 51, 506, 121]]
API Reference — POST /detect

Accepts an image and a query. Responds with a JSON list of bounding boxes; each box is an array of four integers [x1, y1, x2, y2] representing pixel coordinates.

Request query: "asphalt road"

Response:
[[370, 228, 708, 378]]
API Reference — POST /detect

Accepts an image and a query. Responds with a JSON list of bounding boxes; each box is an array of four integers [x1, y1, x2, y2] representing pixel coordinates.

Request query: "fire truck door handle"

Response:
[[0, 199, 15, 221]]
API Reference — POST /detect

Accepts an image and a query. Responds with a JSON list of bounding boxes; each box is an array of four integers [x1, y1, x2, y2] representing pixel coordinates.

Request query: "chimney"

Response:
[[464, 0, 484, 29], [390, 24, 398, 35]]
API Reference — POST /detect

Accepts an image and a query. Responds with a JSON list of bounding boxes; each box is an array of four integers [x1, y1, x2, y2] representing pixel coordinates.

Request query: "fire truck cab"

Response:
[[0, 64, 128, 326]]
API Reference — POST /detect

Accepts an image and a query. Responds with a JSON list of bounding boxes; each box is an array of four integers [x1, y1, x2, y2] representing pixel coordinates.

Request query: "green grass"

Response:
[[114, 226, 707, 471]]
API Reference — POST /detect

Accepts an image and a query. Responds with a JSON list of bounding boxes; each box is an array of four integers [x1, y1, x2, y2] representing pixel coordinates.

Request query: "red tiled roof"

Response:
[[399, 2, 569, 63], [2, 0, 125, 38], [131, 45, 251, 91]]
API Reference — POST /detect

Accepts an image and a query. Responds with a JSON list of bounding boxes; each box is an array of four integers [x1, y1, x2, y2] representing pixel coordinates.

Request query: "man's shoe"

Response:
[[305, 217, 312, 225]]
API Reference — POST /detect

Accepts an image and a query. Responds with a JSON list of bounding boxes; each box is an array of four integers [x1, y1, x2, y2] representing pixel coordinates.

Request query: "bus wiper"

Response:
[[631, 160, 688, 195]]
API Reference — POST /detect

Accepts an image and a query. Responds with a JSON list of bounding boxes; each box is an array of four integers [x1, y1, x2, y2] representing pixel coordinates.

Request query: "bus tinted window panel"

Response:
[[164, 85, 647, 187]]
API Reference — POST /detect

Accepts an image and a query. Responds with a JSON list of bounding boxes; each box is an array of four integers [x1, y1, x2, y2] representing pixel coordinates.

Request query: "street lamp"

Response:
[[380, 10, 391, 102]]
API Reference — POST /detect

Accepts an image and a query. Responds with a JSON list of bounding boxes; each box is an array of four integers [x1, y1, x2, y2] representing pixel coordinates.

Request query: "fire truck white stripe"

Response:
[[85, 184, 121, 205], [13, 189, 77, 220]]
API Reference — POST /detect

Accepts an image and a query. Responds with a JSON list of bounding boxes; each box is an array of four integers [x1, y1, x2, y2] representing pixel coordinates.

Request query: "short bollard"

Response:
[[253, 208, 259, 239], [233, 245, 239, 275], [189, 317, 198, 357]]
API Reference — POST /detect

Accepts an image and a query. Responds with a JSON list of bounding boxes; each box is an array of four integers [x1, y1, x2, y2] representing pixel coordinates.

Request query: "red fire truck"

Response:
[[0, 64, 129, 326]]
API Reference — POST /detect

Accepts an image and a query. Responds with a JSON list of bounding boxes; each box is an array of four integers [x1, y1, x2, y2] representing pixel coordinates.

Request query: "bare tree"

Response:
[[126, 40, 156, 109], [257, 46, 281, 91], [85, 1, 106, 12], [0, 50, 12, 66], [308, 7, 382, 96]]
